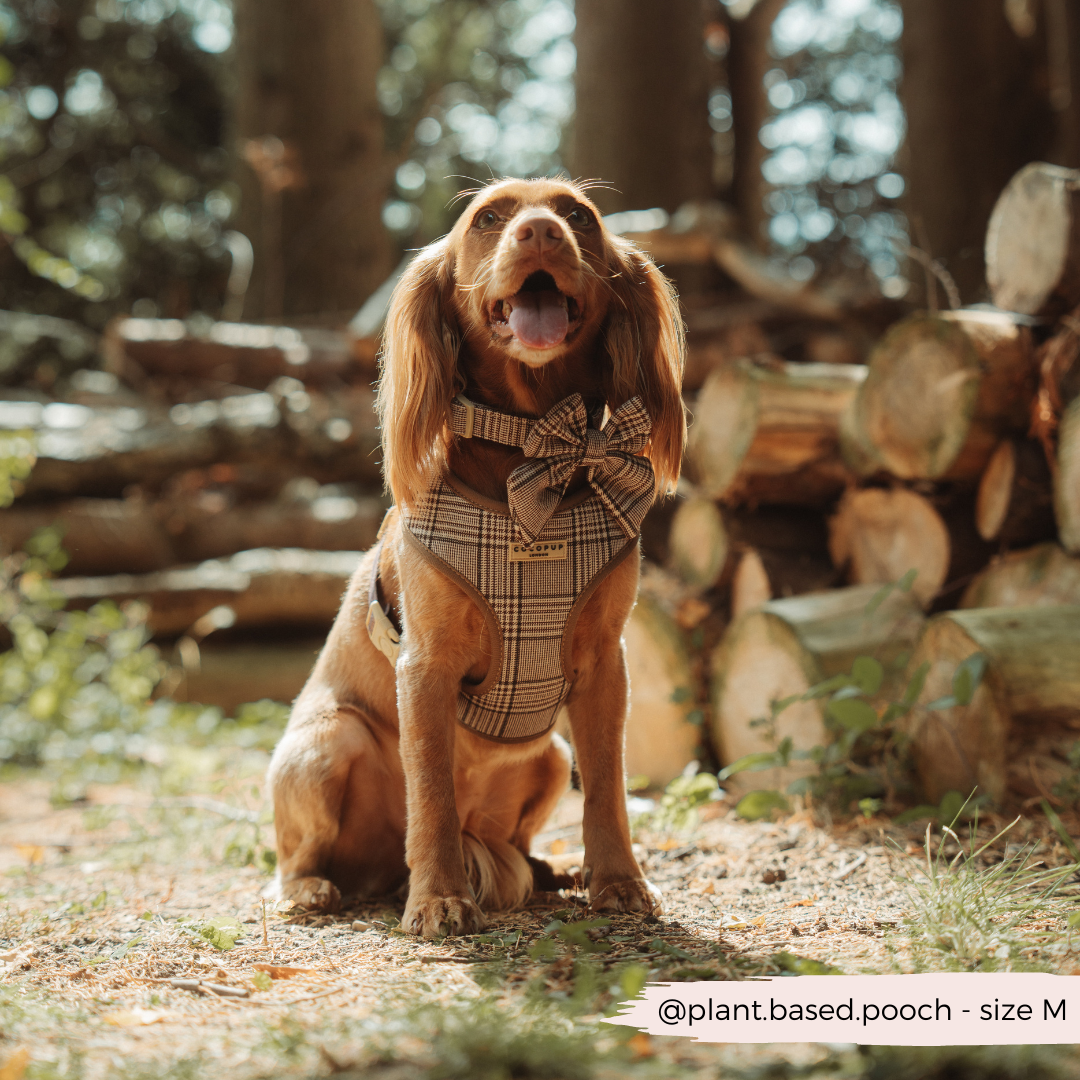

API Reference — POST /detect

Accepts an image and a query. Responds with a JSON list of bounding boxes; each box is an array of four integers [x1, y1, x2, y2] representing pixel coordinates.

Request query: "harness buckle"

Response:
[[456, 394, 477, 439]]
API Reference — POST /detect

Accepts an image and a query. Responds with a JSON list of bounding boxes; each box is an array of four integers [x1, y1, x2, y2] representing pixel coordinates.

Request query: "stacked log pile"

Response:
[[3, 166, 1079, 800], [632, 163, 1080, 805]]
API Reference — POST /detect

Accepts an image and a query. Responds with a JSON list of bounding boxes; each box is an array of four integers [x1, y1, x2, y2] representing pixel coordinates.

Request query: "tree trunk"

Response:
[[232, 0, 392, 320], [960, 543, 1080, 609], [898, 0, 1056, 303], [0, 496, 384, 575], [985, 163, 1080, 316], [726, 0, 787, 247], [13, 389, 381, 499], [828, 487, 950, 609], [844, 311, 1036, 481], [53, 549, 362, 637], [903, 607, 1080, 805], [710, 584, 924, 797], [572, 0, 711, 214], [168, 638, 323, 713], [107, 317, 366, 390]]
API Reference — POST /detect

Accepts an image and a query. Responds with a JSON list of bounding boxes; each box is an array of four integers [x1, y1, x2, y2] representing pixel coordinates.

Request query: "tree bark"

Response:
[[53, 549, 362, 637], [232, 0, 392, 320], [726, 0, 787, 247], [960, 543, 1080, 610], [898, 0, 1057, 303], [688, 358, 866, 505], [572, 0, 711, 214]]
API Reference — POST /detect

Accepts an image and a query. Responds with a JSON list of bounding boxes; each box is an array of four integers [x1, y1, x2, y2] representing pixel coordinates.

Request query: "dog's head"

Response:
[[377, 177, 686, 507]]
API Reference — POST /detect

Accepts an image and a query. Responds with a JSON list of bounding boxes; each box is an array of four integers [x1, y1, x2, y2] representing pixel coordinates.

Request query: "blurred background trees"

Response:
[[2, 0, 1080, 337]]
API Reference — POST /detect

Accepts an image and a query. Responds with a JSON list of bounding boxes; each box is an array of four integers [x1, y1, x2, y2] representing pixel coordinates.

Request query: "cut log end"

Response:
[[986, 162, 1080, 317], [730, 548, 771, 618], [828, 487, 950, 609], [976, 440, 1016, 541], [668, 496, 729, 589], [623, 596, 701, 787]]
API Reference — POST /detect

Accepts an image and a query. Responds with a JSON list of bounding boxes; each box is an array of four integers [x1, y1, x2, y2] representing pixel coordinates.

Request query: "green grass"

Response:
[[896, 816, 1080, 972]]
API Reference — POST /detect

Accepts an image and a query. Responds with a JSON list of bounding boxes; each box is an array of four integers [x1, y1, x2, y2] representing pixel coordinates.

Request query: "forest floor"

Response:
[[1, 744, 1080, 1080]]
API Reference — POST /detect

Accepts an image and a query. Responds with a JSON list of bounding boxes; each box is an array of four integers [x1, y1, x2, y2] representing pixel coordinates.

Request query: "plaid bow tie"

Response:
[[506, 394, 655, 543]]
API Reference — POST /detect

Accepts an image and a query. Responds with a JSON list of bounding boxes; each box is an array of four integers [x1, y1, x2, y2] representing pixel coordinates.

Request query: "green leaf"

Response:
[[902, 661, 930, 706], [952, 653, 987, 706], [649, 938, 694, 960], [925, 695, 957, 711], [937, 790, 967, 826], [776, 735, 793, 766], [618, 964, 649, 1002], [718, 752, 782, 780], [251, 971, 273, 991], [198, 916, 243, 951], [863, 582, 893, 617], [892, 804, 940, 825], [770, 693, 801, 716], [735, 789, 790, 821], [774, 952, 841, 975], [897, 568, 918, 592], [801, 674, 851, 700], [826, 697, 879, 733], [851, 656, 884, 696], [110, 934, 142, 961]]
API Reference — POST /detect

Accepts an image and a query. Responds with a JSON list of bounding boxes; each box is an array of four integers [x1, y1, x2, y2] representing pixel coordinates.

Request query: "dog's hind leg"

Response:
[[269, 695, 406, 911]]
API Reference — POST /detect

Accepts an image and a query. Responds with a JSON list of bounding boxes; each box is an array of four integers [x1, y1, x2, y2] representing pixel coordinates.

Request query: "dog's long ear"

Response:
[[376, 239, 460, 507], [603, 237, 687, 496]]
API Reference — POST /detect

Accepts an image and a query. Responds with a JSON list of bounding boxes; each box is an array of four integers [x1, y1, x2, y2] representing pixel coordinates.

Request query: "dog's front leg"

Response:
[[396, 656, 486, 939], [566, 643, 663, 916]]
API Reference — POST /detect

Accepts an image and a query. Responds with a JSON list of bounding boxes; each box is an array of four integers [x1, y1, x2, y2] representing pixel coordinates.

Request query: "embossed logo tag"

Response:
[[508, 541, 568, 563]]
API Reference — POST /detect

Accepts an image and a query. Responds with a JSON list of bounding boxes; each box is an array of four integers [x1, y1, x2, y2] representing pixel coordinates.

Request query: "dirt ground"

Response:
[[0, 751, 1078, 1080]]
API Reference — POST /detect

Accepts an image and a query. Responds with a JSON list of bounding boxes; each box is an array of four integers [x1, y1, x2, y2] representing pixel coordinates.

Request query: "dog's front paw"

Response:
[[403, 893, 486, 939], [589, 877, 663, 916], [280, 875, 342, 913]]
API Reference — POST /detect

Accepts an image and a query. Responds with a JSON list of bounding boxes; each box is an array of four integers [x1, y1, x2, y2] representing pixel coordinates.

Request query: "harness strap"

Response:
[[365, 534, 401, 666], [450, 394, 535, 447]]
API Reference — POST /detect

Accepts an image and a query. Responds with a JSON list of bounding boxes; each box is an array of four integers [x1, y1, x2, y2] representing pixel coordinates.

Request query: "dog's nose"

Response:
[[514, 214, 564, 255]]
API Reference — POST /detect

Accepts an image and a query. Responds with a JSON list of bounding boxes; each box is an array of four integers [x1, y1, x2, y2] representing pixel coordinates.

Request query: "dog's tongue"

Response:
[[507, 290, 569, 349]]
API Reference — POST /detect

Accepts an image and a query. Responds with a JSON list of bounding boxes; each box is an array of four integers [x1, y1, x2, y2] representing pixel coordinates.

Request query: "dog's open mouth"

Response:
[[489, 271, 582, 350]]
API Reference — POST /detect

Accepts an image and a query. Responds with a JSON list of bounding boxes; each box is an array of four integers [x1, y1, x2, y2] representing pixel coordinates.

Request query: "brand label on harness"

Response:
[[508, 540, 568, 563]]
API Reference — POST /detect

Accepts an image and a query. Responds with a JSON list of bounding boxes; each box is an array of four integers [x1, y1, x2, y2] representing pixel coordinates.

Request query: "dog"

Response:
[[267, 177, 686, 939]]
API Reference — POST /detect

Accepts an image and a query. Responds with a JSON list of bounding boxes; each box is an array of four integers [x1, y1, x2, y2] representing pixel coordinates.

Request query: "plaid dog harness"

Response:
[[389, 393, 655, 743]]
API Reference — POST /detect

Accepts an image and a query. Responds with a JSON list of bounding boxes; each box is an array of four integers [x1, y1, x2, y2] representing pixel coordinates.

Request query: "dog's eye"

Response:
[[567, 208, 592, 227], [474, 210, 500, 230]]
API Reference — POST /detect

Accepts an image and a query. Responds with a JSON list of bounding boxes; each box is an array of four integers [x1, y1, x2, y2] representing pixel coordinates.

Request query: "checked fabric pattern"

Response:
[[450, 393, 655, 543], [404, 476, 637, 740]]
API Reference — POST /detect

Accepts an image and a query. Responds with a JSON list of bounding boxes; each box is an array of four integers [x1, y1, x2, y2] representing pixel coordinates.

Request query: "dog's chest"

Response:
[[402, 477, 637, 741]]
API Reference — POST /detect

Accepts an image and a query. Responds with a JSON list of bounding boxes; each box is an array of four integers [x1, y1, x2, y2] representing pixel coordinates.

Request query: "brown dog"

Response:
[[268, 178, 686, 938]]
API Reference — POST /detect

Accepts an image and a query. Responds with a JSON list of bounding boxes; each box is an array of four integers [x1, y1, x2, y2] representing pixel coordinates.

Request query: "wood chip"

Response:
[[832, 852, 868, 880], [252, 963, 316, 979]]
